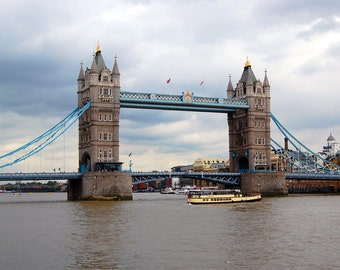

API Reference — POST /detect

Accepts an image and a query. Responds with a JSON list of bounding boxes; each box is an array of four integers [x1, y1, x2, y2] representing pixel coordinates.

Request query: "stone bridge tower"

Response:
[[227, 59, 287, 195], [68, 44, 132, 200], [77, 43, 121, 172], [227, 58, 271, 172]]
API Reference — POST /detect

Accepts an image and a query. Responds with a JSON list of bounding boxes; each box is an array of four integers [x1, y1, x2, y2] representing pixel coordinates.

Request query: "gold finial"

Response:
[[244, 56, 251, 67], [96, 41, 101, 52]]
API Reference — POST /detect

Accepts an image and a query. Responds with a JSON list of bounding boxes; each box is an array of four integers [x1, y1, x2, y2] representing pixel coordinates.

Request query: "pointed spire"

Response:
[[227, 74, 233, 90], [227, 74, 234, 98], [78, 61, 85, 81], [263, 69, 270, 87], [246, 69, 253, 86], [90, 55, 99, 74], [240, 58, 256, 84], [112, 54, 120, 75]]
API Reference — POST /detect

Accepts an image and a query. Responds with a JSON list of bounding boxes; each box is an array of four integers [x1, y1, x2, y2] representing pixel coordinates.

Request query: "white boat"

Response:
[[187, 189, 261, 204], [160, 187, 175, 194], [174, 186, 197, 195]]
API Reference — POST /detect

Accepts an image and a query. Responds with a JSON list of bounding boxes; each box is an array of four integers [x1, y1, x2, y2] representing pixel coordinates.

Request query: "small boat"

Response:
[[187, 189, 261, 204], [174, 186, 197, 195], [160, 187, 175, 194]]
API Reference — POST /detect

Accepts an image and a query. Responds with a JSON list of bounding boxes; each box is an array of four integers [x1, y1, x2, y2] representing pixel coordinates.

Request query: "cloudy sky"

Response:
[[1, 0, 340, 173]]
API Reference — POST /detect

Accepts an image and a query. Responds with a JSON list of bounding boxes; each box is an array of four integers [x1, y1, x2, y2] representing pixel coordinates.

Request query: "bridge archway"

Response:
[[80, 153, 91, 172], [238, 156, 249, 171]]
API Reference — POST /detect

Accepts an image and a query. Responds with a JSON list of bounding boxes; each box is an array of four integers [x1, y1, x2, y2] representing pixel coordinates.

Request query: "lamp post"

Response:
[[128, 153, 133, 172]]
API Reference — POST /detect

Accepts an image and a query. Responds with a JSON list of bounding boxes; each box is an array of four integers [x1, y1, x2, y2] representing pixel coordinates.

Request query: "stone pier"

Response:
[[68, 171, 132, 200], [240, 172, 288, 196]]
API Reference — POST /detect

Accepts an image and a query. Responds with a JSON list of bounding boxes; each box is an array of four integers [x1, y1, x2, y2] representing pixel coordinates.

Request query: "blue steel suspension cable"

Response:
[[0, 102, 91, 169], [271, 113, 340, 172], [271, 113, 319, 164], [0, 108, 78, 159], [271, 138, 326, 172], [271, 115, 335, 172]]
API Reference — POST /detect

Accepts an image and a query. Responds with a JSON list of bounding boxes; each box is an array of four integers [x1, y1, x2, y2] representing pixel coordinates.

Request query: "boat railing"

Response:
[[188, 189, 242, 196]]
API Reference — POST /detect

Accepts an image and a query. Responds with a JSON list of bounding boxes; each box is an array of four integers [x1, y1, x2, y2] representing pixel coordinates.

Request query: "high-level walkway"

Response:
[[120, 91, 249, 112]]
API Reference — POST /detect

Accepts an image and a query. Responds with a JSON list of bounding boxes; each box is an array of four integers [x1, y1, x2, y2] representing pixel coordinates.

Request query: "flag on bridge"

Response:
[[166, 78, 171, 84], [129, 153, 132, 157], [200, 81, 204, 86]]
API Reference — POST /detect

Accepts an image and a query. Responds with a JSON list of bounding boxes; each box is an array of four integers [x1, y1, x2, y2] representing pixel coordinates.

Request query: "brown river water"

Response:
[[0, 192, 339, 270]]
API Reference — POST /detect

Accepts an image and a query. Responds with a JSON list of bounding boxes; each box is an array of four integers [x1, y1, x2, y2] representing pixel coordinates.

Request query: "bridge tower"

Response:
[[227, 59, 287, 195], [227, 58, 271, 172], [68, 43, 132, 200]]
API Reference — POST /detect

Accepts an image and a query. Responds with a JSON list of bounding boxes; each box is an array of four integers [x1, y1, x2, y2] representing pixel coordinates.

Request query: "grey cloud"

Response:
[[297, 17, 340, 40], [1, 0, 340, 171]]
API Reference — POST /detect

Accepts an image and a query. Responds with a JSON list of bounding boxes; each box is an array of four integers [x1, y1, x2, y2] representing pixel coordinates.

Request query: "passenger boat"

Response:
[[187, 189, 261, 204]]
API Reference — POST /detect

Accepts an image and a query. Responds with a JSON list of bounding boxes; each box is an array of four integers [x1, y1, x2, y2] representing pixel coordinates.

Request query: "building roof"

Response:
[[327, 132, 336, 142], [239, 64, 257, 84], [94, 50, 107, 74]]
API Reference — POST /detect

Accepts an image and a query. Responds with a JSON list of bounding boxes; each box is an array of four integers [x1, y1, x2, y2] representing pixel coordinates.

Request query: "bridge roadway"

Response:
[[0, 172, 240, 185], [0, 172, 339, 183]]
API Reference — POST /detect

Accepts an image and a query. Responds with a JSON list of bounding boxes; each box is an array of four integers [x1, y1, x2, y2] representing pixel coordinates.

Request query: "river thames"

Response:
[[0, 192, 339, 270]]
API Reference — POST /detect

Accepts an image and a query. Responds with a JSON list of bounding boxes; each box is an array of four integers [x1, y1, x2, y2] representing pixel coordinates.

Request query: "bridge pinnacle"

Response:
[[244, 56, 251, 67], [96, 40, 101, 53]]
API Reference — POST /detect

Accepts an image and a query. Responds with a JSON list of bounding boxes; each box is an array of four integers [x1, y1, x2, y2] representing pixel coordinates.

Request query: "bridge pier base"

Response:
[[240, 172, 288, 196], [68, 171, 132, 200]]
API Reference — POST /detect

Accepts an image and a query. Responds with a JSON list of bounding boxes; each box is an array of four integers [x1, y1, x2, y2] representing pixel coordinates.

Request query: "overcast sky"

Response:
[[1, 0, 340, 172]]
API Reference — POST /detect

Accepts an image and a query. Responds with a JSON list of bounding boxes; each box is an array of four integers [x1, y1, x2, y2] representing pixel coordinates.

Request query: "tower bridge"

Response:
[[2, 44, 339, 199], [72, 45, 287, 199]]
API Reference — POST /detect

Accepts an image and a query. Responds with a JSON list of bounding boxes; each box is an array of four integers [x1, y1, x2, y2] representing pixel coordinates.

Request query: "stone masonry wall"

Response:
[[241, 172, 288, 196], [81, 171, 132, 200]]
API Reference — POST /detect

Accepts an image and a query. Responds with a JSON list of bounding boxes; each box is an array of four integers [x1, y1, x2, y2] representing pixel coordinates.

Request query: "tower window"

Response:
[[103, 76, 108, 82]]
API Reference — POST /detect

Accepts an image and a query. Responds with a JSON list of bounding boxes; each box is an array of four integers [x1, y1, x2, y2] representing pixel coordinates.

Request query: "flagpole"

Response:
[[199, 80, 205, 94], [166, 78, 171, 97]]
